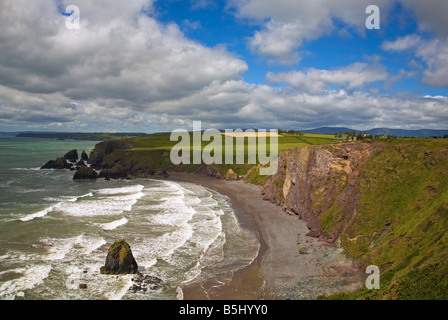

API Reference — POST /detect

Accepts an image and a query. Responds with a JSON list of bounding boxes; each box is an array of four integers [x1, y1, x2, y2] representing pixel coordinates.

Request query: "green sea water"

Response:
[[0, 137, 259, 300]]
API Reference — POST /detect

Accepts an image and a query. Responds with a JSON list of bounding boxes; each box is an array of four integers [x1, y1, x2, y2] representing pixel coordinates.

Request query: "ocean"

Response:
[[0, 137, 260, 300]]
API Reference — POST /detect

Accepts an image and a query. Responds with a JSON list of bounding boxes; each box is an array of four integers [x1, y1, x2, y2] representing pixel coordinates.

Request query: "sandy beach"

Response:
[[165, 172, 364, 300]]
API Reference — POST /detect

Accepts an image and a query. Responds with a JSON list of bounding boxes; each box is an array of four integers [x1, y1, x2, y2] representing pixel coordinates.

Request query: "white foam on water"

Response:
[[100, 217, 128, 230], [43, 235, 84, 260], [60, 186, 145, 217], [60, 193, 145, 217], [175, 286, 184, 300], [9, 167, 41, 171], [15, 188, 47, 194], [102, 275, 134, 300], [133, 180, 231, 292], [20, 205, 55, 222], [43, 197, 63, 202], [42, 235, 106, 259], [0, 250, 42, 262], [79, 237, 107, 255], [0, 264, 52, 300], [0, 178, 15, 188], [94, 185, 144, 195], [62, 192, 93, 203], [20, 192, 95, 221], [134, 181, 200, 261]]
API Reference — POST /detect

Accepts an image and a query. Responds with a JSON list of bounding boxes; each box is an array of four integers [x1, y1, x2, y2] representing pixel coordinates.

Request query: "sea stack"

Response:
[[100, 240, 139, 275], [73, 165, 98, 179], [81, 150, 89, 162], [41, 157, 72, 169], [64, 149, 79, 163]]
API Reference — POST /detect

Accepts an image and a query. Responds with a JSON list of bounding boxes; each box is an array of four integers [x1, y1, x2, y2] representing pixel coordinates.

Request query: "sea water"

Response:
[[0, 137, 260, 300]]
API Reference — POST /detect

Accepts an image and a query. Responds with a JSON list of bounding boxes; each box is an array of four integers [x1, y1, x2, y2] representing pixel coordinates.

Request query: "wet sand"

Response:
[[165, 173, 364, 300]]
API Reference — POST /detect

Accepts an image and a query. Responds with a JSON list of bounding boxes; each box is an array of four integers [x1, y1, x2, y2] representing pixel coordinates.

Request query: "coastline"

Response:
[[164, 172, 364, 300]]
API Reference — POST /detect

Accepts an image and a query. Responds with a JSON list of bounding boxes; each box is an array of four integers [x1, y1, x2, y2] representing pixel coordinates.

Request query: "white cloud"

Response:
[[383, 35, 448, 88], [399, 0, 448, 36], [0, 0, 447, 132], [230, 0, 390, 65], [382, 34, 421, 51], [248, 19, 317, 65], [267, 62, 388, 92], [0, 0, 248, 130]]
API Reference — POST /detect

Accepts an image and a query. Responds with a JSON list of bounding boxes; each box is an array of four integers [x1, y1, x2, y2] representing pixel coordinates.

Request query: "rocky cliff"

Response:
[[261, 142, 386, 242], [261, 140, 448, 299]]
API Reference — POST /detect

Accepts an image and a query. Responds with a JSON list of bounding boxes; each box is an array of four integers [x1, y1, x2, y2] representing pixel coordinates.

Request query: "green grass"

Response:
[[322, 138, 448, 299], [92, 131, 338, 179]]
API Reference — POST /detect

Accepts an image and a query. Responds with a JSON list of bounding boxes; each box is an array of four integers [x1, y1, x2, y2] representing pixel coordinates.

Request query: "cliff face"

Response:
[[88, 140, 133, 169], [262, 140, 448, 299], [262, 142, 386, 242]]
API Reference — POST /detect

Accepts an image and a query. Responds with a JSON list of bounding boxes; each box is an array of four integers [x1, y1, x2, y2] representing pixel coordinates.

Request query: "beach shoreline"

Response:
[[164, 172, 364, 300]]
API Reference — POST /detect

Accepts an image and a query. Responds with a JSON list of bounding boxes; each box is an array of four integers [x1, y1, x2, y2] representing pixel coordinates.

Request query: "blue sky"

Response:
[[0, 0, 447, 132], [156, 0, 446, 96]]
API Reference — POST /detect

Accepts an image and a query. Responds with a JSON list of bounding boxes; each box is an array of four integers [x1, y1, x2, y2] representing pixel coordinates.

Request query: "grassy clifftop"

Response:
[[258, 138, 448, 299], [88, 131, 337, 178], [330, 139, 448, 299]]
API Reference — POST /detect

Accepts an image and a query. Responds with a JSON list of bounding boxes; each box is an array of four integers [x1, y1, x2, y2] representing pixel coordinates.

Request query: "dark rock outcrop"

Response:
[[81, 150, 89, 161], [76, 160, 86, 166], [129, 274, 163, 293], [89, 140, 132, 169], [41, 157, 72, 169], [99, 164, 128, 180], [100, 240, 138, 275], [64, 149, 79, 162], [197, 163, 225, 179], [73, 165, 98, 179]]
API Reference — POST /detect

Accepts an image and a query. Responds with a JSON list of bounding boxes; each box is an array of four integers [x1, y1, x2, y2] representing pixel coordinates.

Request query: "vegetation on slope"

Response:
[[319, 138, 448, 299]]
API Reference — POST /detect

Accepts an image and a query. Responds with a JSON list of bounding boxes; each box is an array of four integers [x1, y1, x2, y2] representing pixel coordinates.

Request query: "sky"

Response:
[[0, 0, 447, 133]]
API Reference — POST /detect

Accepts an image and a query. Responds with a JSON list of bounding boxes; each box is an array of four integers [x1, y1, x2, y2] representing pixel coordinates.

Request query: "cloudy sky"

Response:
[[0, 0, 447, 132]]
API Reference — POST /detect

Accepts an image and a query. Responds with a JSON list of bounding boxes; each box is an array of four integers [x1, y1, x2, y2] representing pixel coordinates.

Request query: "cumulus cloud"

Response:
[[383, 35, 448, 88], [266, 62, 388, 92], [0, 0, 447, 132], [248, 19, 317, 65], [382, 34, 422, 51], [399, 0, 448, 36], [0, 0, 247, 129], [232, 0, 448, 69], [230, 0, 390, 64]]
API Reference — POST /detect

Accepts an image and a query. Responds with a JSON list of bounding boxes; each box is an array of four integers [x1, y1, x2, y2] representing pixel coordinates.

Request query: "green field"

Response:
[[90, 131, 338, 178], [119, 131, 336, 151]]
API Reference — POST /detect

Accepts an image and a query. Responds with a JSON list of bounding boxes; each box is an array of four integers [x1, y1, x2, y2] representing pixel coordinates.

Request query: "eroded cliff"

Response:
[[262, 142, 385, 242], [262, 140, 448, 299]]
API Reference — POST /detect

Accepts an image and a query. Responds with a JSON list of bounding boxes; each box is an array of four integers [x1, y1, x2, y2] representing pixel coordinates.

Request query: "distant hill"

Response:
[[0, 132, 19, 136], [300, 127, 355, 135], [301, 127, 448, 138], [16, 132, 149, 141]]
